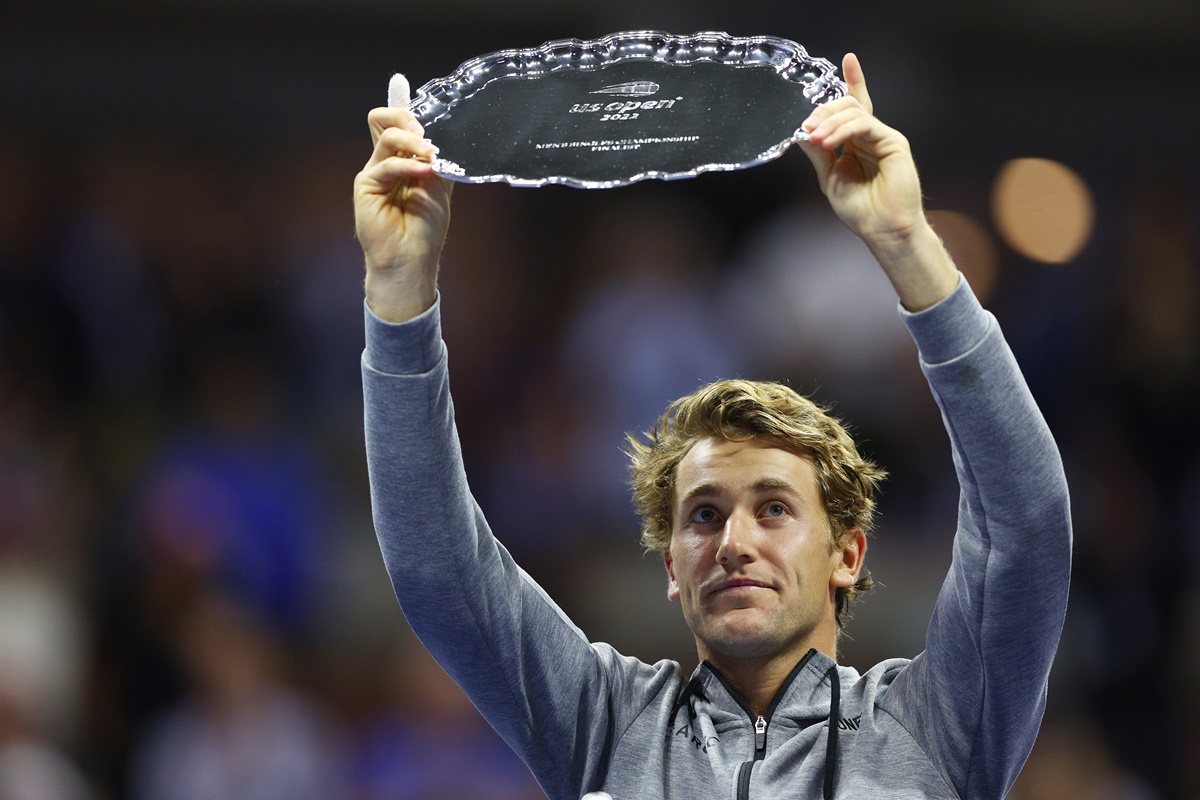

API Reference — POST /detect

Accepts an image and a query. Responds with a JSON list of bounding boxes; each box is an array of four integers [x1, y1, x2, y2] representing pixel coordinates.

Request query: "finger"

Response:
[[800, 95, 866, 135], [817, 115, 890, 152], [796, 139, 834, 187], [356, 155, 435, 194], [369, 107, 424, 147], [806, 106, 873, 148], [365, 126, 437, 168], [842, 53, 873, 115]]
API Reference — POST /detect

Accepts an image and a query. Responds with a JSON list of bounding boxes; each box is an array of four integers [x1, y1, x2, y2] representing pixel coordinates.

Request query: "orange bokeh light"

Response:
[[927, 210, 1000, 303], [991, 158, 1095, 264]]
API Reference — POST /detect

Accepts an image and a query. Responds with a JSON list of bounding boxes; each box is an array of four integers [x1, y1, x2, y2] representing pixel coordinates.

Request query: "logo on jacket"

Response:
[[837, 714, 863, 731], [672, 722, 720, 753]]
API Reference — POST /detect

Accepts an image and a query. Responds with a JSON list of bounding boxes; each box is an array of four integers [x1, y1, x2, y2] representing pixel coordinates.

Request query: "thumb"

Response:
[[842, 53, 873, 115]]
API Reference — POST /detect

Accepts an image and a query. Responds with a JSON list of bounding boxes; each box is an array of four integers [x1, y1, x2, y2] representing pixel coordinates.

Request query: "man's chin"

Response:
[[699, 618, 788, 660]]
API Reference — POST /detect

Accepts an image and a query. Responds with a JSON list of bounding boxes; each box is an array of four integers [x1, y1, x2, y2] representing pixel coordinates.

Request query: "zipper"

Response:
[[708, 650, 818, 800], [736, 715, 768, 799]]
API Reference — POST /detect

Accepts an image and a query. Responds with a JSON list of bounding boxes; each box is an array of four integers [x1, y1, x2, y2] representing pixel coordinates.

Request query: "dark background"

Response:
[[1, 0, 1198, 797]]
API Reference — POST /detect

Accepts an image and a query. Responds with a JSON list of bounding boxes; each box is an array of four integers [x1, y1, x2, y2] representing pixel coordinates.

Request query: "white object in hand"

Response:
[[388, 73, 410, 108]]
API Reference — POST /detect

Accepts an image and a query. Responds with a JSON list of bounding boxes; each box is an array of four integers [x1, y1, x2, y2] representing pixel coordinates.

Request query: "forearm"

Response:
[[908, 282, 1071, 563], [921, 291, 1072, 652], [361, 301, 638, 795], [890, 280, 1071, 796], [362, 301, 565, 666], [863, 220, 960, 313], [905, 279, 1071, 627]]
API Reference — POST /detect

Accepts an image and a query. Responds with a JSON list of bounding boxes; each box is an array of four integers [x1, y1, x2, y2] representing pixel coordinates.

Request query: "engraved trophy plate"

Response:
[[406, 31, 846, 188]]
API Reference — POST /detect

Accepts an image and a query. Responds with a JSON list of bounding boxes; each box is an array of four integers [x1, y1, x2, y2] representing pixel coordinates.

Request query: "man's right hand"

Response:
[[354, 106, 452, 323]]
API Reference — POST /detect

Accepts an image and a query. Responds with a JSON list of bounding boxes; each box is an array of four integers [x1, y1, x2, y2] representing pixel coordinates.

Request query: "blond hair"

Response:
[[626, 379, 887, 628]]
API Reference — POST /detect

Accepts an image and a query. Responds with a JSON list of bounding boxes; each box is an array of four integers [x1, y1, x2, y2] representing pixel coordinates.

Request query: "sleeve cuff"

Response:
[[899, 274, 994, 366], [363, 294, 444, 375]]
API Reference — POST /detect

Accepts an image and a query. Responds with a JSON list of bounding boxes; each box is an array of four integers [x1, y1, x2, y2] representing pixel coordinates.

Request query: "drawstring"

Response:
[[823, 665, 840, 800], [669, 673, 708, 728]]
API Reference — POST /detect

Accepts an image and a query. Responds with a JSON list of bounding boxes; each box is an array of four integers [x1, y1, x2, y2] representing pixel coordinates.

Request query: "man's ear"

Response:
[[830, 527, 867, 588], [664, 553, 680, 602]]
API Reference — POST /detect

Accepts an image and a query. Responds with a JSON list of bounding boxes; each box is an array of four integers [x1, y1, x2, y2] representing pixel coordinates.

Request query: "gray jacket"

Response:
[[362, 277, 1072, 799]]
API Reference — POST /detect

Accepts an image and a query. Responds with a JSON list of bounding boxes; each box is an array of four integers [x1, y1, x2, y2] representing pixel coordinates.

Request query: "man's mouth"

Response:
[[709, 578, 771, 596]]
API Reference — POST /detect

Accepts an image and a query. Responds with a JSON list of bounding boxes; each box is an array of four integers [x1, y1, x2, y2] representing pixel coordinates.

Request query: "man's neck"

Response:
[[705, 642, 836, 717]]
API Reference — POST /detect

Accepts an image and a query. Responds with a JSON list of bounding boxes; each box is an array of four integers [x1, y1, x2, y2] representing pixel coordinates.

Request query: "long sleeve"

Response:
[[883, 277, 1073, 798], [361, 297, 676, 800]]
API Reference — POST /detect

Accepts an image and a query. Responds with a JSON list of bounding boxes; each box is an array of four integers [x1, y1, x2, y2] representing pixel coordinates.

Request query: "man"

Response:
[[355, 53, 1071, 799]]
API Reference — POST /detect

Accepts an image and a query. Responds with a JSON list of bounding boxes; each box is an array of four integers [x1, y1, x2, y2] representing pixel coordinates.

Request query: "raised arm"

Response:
[[355, 87, 672, 800], [800, 55, 1072, 796]]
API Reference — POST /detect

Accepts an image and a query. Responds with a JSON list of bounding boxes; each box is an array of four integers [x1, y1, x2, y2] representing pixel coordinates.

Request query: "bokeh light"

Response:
[[926, 209, 1000, 303], [991, 158, 1095, 264]]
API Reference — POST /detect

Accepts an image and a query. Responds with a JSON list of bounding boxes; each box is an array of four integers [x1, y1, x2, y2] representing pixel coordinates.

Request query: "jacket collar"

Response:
[[690, 648, 842, 722]]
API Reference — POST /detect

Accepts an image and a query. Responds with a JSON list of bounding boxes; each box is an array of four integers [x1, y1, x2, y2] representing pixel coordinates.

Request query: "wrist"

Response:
[[364, 265, 437, 324]]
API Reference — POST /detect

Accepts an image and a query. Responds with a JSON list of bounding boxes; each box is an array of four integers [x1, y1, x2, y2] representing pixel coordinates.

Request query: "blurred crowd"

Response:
[[2, 15, 1200, 799]]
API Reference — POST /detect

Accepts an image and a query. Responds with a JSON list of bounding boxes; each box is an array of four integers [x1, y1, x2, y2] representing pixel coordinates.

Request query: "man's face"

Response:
[[664, 436, 862, 662]]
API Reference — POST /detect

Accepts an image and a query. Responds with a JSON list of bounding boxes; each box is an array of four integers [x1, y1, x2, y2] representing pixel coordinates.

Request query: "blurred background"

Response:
[[1, 0, 1198, 797]]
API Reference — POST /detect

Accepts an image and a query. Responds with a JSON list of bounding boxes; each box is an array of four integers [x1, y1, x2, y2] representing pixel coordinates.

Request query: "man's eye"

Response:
[[763, 502, 788, 518], [690, 507, 719, 524]]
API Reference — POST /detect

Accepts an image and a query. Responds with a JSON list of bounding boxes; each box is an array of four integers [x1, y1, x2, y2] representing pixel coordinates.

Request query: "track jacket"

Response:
[[361, 277, 1072, 799]]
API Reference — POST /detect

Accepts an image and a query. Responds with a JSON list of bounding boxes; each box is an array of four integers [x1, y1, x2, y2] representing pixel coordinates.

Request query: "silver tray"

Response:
[[406, 31, 845, 189]]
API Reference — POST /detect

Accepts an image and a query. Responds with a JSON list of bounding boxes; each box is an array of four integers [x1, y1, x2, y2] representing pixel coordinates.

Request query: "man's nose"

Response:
[[716, 512, 756, 566]]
